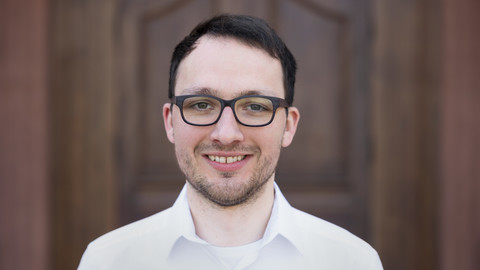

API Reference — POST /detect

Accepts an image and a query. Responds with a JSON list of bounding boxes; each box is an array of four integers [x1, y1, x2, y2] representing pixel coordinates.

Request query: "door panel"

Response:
[[117, 0, 370, 238], [117, 0, 215, 222], [275, 0, 370, 237]]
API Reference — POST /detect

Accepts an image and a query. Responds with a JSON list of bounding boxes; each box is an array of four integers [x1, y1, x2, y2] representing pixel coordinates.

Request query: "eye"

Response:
[[183, 97, 217, 111], [246, 103, 267, 111], [192, 102, 212, 110], [237, 97, 274, 114]]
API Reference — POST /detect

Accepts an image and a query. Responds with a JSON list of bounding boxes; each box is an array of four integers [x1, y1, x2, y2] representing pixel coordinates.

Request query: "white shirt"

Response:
[[78, 183, 383, 270]]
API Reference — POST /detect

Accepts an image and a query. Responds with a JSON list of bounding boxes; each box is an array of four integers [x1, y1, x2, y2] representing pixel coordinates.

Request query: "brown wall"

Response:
[[371, 0, 440, 269], [0, 0, 50, 269], [1, 0, 479, 270], [48, 0, 117, 268], [440, 0, 480, 269]]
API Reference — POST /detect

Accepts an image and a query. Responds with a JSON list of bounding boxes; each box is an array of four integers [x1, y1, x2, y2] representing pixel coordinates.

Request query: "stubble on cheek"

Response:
[[175, 144, 198, 182], [174, 137, 283, 207]]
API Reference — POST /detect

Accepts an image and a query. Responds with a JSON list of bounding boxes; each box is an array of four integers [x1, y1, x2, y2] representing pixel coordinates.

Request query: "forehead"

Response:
[[175, 36, 284, 98]]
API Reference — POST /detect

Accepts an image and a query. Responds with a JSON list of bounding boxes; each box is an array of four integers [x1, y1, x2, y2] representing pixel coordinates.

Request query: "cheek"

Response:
[[270, 118, 288, 143], [172, 127, 200, 169], [174, 125, 200, 147], [251, 126, 284, 153], [172, 119, 209, 153]]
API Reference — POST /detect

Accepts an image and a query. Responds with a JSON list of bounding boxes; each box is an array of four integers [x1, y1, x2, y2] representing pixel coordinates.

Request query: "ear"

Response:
[[282, 107, 300, 147], [163, 103, 175, 144]]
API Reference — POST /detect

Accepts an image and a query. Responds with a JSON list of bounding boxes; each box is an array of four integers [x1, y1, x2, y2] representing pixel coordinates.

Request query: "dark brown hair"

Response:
[[169, 14, 297, 106]]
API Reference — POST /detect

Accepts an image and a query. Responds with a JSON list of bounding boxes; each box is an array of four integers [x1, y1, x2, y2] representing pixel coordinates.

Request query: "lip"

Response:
[[203, 153, 251, 172]]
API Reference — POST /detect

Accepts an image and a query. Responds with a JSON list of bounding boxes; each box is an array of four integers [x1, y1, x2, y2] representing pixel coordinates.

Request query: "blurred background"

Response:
[[1, 0, 478, 269]]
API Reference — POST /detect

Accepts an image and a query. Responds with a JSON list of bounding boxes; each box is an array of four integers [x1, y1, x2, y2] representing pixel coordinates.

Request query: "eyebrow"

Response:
[[180, 87, 273, 98], [181, 87, 218, 96], [238, 90, 263, 96]]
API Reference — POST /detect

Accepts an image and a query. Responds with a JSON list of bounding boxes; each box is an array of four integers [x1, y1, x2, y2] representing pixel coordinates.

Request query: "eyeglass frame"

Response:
[[170, 94, 290, 127]]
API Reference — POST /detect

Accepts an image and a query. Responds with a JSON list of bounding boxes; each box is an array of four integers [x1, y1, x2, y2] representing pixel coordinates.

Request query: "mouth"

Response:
[[207, 155, 246, 164]]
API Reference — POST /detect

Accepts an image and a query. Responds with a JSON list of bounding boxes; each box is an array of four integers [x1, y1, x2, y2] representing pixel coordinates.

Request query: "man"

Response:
[[78, 14, 383, 269]]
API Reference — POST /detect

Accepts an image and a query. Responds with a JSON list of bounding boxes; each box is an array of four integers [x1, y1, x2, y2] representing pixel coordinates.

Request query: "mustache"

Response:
[[195, 142, 259, 153]]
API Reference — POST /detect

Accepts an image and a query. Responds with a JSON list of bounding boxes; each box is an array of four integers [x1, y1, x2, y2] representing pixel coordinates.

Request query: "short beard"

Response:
[[187, 166, 274, 207], [176, 142, 280, 208]]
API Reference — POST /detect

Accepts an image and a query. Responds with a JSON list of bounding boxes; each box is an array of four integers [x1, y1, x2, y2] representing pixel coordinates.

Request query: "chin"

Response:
[[190, 176, 268, 208]]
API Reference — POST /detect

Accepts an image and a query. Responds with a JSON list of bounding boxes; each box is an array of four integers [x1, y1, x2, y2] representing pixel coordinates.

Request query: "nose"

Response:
[[210, 107, 244, 145]]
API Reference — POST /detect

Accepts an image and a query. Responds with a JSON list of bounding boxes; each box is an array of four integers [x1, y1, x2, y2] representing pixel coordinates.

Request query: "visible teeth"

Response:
[[208, 155, 245, 164]]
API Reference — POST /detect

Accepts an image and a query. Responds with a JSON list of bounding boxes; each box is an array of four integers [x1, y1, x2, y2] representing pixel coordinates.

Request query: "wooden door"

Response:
[[116, 0, 371, 239], [47, 0, 453, 269]]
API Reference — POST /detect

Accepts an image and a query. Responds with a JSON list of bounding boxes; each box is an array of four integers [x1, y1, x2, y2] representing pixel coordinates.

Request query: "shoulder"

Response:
[[288, 207, 382, 268], [78, 208, 174, 269], [292, 208, 372, 250], [89, 207, 172, 250]]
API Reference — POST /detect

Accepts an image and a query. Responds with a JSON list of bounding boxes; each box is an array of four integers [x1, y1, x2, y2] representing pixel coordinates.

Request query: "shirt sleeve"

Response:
[[370, 250, 384, 270], [77, 245, 96, 270]]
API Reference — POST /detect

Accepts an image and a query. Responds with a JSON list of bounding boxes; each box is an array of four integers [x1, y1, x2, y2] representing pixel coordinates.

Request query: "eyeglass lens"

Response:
[[181, 96, 275, 126]]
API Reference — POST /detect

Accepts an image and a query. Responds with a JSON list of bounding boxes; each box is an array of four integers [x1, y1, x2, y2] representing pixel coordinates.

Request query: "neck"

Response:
[[186, 180, 275, 247]]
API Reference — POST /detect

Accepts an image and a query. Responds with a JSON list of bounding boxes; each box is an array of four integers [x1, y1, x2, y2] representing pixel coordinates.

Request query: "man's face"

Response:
[[163, 36, 299, 207]]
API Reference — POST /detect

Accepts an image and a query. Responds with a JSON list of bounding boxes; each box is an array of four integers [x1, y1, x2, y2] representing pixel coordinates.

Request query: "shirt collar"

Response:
[[168, 185, 209, 243], [166, 183, 303, 255], [272, 183, 307, 255]]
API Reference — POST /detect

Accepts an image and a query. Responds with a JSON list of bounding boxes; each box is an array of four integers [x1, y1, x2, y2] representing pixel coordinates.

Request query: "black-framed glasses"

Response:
[[171, 95, 289, 127]]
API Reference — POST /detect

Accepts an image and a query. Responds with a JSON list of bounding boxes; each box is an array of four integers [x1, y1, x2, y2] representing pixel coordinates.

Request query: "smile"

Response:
[[208, 155, 246, 164]]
